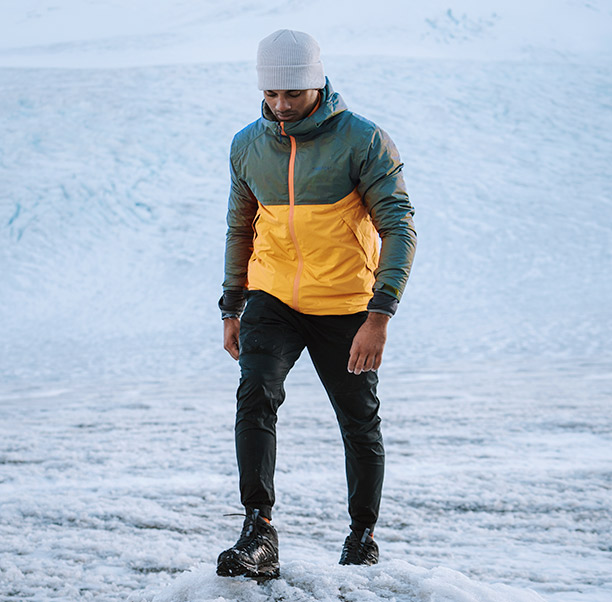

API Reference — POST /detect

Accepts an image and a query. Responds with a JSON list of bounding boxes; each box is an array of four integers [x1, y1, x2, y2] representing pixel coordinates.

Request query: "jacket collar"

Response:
[[261, 78, 347, 139]]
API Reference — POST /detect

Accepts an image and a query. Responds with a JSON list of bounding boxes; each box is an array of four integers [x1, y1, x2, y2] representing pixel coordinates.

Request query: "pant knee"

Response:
[[236, 372, 285, 434]]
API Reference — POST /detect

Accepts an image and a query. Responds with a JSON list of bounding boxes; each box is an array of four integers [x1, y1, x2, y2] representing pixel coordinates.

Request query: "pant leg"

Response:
[[303, 312, 385, 533], [236, 291, 305, 519]]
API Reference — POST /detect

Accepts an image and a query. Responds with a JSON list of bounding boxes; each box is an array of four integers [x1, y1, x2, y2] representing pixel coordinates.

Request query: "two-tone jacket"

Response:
[[222, 79, 416, 316]]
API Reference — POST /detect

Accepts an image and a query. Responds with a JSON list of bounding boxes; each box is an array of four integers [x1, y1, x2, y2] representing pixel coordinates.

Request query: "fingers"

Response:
[[224, 336, 240, 360], [348, 345, 379, 375], [223, 319, 240, 361], [347, 345, 357, 373], [347, 313, 388, 374]]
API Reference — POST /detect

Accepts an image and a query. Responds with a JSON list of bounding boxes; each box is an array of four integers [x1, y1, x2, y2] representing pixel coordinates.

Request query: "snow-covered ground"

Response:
[[1, 1, 611, 601], [2, 359, 611, 601]]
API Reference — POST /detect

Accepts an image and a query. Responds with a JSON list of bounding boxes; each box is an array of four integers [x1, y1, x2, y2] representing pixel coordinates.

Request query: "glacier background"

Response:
[[1, 1, 611, 601]]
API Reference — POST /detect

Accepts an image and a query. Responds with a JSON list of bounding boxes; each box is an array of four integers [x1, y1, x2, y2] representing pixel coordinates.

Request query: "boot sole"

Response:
[[217, 555, 280, 581], [339, 558, 379, 566]]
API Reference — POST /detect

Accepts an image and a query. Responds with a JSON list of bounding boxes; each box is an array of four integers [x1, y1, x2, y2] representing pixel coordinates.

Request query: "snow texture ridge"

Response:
[[138, 560, 547, 602]]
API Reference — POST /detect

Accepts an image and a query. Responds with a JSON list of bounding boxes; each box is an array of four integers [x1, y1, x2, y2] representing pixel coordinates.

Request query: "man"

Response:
[[217, 29, 416, 579]]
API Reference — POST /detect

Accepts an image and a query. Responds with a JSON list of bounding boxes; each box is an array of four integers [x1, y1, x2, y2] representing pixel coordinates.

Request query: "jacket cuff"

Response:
[[367, 290, 398, 317], [219, 290, 246, 320]]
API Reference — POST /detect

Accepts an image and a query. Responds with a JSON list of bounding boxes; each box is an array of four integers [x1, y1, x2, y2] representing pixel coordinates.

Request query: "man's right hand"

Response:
[[223, 318, 241, 360]]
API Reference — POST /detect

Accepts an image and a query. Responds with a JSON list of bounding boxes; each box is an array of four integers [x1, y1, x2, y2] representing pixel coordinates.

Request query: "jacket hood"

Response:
[[260, 77, 347, 139]]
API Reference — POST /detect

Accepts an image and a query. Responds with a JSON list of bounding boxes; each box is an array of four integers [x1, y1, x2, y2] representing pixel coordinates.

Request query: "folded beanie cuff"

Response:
[[257, 64, 325, 90]]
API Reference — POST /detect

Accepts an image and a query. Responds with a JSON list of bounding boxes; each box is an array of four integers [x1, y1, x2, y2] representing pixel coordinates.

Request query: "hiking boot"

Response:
[[216, 509, 280, 580], [339, 528, 379, 565]]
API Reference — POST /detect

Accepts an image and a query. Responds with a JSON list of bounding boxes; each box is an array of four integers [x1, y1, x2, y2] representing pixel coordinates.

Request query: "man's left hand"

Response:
[[347, 312, 390, 375]]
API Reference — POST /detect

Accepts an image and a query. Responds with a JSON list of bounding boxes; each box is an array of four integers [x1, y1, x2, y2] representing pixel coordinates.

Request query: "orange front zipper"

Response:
[[280, 121, 303, 311]]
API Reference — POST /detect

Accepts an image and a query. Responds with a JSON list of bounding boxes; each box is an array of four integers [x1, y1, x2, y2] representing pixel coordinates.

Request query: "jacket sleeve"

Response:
[[357, 127, 417, 302], [221, 144, 258, 314]]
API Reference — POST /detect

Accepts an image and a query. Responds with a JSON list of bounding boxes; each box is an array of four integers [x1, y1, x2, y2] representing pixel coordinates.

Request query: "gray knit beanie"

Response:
[[257, 29, 325, 90]]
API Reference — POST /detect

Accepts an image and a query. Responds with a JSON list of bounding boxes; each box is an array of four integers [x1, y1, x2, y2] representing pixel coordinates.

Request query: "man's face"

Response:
[[263, 89, 320, 122]]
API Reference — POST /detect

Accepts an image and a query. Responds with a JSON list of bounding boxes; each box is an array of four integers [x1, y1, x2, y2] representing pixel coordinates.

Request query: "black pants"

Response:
[[235, 290, 385, 533]]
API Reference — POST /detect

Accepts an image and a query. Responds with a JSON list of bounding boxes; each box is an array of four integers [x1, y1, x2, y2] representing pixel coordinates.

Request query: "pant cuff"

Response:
[[350, 520, 376, 535], [246, 505, 273, 521]]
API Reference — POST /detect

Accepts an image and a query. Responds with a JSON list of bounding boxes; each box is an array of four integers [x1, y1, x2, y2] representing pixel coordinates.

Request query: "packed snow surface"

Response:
[[1, 1, 611, 601]]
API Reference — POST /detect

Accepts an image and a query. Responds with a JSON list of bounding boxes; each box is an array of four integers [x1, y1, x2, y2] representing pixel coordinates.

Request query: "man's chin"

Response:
[[277, 114, 298, 122]]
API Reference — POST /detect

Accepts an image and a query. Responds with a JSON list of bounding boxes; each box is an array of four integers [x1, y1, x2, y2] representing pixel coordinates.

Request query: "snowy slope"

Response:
[[1, 1, 611, 602], [1, 57, 610, 378], [0, 0, 611, 67]]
